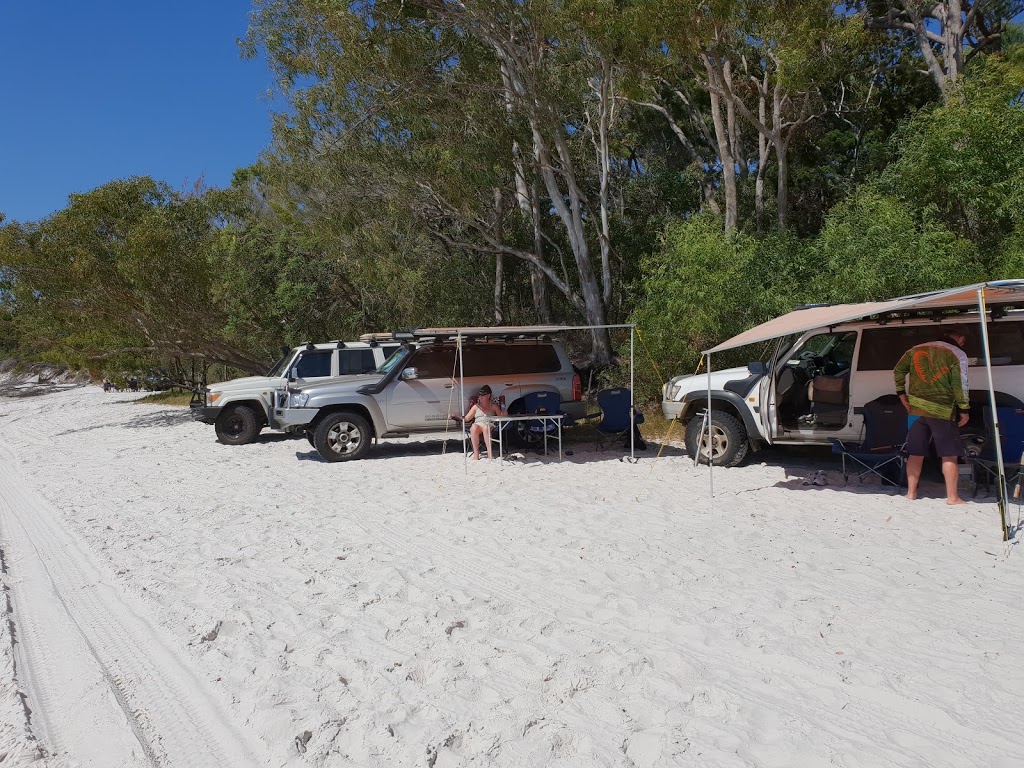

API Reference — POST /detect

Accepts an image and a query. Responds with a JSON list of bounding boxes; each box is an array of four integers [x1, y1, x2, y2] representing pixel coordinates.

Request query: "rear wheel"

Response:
[[215, 405, 261, 445], [313, 412, 372, 462], [685, 411, 749, 467]]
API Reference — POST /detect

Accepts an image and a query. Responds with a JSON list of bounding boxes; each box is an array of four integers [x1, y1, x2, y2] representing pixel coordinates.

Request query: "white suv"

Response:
[[663, 311, 1024, 467], [191, 335, 403, 445]]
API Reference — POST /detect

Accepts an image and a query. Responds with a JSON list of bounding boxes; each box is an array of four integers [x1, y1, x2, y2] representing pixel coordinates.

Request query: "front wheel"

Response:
[[215, 405, 262, 445], [313, 412, 372, 462], [684, 411, 749, 468]]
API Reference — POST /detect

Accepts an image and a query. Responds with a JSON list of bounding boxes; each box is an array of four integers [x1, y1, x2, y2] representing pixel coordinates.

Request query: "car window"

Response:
[[293, 350, 333, 378], [381, 345, 400, 359], [784, 332, 856, 375], [511, 344, 562, 374], [463, 345, 511, 376], [459, 344, 562, 376], [408, 347, 460, 379], [377, 346, 411, 375], [858, 321, 1024, 370], [339, 349, 378, 375], [268, 351, 295, 377]]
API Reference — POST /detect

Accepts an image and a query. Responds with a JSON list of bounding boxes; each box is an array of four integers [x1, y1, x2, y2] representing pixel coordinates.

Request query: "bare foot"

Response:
[[473, 454, 481, 461], [946, 497, 967, 506], [905, 492, 917, 500]]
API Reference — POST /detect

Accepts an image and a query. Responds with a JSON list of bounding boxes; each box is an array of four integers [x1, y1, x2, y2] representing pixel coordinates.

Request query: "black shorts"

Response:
[[907, 416, 964, 458]]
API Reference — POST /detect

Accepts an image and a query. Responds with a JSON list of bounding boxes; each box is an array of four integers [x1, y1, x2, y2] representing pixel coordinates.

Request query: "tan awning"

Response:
[[704, 280, 1024, 355]]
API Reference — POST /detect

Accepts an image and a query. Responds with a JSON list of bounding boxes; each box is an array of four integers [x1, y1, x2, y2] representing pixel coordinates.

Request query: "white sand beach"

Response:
[[0, 385, 1021, 767]]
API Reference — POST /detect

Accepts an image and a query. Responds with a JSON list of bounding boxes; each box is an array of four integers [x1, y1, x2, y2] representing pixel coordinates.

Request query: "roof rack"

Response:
[[358, 332, 398, 343], [410, 325, 566, 340]]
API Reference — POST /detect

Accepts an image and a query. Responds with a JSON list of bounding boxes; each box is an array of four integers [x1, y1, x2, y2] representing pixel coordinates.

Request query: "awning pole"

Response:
[[707, 352, 713, 497], [977, 288, 1010, 540], [630, 326, 635, 461], [458, 332, 467, 475]]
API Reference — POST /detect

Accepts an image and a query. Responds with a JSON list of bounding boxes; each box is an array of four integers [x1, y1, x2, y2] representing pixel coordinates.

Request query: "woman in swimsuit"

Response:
[[450, 384, 507, 460]]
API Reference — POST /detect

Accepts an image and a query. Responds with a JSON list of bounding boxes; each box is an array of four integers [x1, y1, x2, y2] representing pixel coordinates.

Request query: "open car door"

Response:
[[758, 337, 788, 443]]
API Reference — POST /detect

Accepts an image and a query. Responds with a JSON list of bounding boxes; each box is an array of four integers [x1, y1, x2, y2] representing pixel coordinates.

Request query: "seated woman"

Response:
[[450, 384, 507, 461]]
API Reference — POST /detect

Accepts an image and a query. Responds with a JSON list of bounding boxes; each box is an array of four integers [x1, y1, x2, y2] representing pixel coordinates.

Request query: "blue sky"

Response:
[[0, 1, 275, 223]]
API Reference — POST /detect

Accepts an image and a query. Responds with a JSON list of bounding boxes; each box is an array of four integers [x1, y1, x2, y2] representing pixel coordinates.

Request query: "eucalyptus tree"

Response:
[[859, 0, 1024, 99], [248, 0, 633, 363], [716, 1, 861, 231]]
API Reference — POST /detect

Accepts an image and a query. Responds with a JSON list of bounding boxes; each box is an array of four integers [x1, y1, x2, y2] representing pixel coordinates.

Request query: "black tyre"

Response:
[[313, 411, 372, 462], [215, 405, 262, 445], [306, 430, 316, 447], [684, 411, 749, 467], [506, 419, 544, 449]]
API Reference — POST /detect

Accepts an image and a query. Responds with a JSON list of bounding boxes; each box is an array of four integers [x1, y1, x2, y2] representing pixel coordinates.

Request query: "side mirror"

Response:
[[288, 367, 300, 382], [401, 367, 419, 381], [747, 361, 767, 376]]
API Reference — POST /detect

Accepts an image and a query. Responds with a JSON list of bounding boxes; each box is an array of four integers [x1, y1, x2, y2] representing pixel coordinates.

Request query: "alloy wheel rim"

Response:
[[699, 425, 728, 458], [327, 421, 362, 455]]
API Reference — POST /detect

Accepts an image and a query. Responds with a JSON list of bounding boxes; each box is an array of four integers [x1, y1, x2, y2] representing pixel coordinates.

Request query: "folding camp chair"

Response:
[[831, 397, 908, 490], [973, 406, 1024, 498], [591, 388, 645, 451], [518, 390, 562, 433]]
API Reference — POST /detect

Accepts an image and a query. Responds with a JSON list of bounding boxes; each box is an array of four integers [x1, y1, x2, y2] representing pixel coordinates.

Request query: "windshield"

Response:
[[267, 351, 296, 377], [376, 345, 411, 375]]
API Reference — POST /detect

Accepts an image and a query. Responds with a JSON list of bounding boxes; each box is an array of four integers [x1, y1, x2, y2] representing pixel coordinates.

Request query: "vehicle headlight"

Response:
[[289, 392, 310, 408], [207, 391, 222, 403], [667, 383, 682, 400]]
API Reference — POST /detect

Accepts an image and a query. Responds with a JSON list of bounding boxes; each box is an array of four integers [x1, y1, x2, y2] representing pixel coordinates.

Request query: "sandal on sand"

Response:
[[802, 470, 829, 487]]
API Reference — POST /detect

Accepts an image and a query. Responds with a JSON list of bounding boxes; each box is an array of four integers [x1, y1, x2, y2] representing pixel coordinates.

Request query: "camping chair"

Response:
[[591, 388, 645, 451], [831, 397, 908, 490], [972, 406, 1024, 498], [519, 390, 563, 434]]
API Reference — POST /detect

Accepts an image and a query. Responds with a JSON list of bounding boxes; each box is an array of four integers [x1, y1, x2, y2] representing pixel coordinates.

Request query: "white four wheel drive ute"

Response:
[[663, 283, 1024, 467], [191, 336, 403, 445]]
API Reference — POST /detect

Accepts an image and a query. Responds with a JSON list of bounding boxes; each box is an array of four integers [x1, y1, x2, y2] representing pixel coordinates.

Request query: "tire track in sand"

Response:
[[0, 445, 268, 767]]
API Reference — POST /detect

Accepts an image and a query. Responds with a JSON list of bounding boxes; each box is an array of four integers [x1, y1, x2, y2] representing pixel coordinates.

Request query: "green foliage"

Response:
[[4, 2, 1024, 393], [0, 178, 269, 373], [812, 189, 984, 301], [879, 59, 1024, 259], [633, 215, 756, 364]]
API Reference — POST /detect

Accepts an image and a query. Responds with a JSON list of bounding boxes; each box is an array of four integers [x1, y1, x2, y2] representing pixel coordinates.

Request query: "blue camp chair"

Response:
[[519, 391, 572, 439], [973, 406, 1024, 497], [592, 388, 645, 451], [831, 397, 908, 490]]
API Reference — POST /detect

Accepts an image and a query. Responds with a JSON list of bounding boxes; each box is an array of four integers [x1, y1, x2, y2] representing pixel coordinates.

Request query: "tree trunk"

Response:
[[754, 71, 769, 232], [595, 56, 614, 309], [492, 187, 505, 323], [529, 177, 552, 323], [775, 139, 789, 232], [703, 54, 738, 231], [485, 31, 612, 362], [865, 1, 972, 101]]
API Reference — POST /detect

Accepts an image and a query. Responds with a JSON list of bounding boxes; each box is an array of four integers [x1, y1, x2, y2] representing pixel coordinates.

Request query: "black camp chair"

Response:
[[973, 406, 1024, 497], [831, 397, 908, 490]]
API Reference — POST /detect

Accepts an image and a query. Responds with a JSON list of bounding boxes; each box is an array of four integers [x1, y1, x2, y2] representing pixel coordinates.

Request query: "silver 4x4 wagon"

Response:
[[278, 328, 585, 462]]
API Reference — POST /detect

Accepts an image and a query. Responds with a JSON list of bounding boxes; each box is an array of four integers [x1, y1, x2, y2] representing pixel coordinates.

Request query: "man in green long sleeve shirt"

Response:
[[893, 331, 970, 505]]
